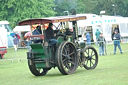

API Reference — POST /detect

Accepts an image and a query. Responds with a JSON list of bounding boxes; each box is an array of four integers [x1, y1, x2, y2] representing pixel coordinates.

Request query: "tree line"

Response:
[[0, 0, 128, 27]]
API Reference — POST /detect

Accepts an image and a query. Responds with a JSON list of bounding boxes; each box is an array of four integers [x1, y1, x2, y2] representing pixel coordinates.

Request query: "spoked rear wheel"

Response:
[[56, 42, 78, 75], [28, 60, 50, 76], [83, 46, 98, 70]]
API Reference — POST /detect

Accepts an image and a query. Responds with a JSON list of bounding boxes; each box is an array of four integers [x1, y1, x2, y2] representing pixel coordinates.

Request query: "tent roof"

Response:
[[18, 15, 87, 25], [13, 25, 31, 32], [0, 21, 9, 24]]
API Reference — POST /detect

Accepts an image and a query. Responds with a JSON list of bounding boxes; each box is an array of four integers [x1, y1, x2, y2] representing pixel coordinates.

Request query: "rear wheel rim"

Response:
[[28, 60, 49, 76], [57, 42, 78, 75]]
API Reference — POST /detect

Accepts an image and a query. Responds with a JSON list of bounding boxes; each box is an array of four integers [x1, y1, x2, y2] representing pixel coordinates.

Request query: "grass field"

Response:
[[0, 43, 128, 85]]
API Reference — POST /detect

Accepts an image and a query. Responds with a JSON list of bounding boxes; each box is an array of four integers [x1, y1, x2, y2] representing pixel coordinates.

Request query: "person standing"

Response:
[[33, 26, 42, 35], [86, 32, 91, 45], [113, 30, 123, 54], [13, 34, 19, 51], [112, 27, 119, 40], [98, 33, 106, 56], [24, 31, 32, 49], [95, 29, 101, 46], [32, 26, 42, 43]]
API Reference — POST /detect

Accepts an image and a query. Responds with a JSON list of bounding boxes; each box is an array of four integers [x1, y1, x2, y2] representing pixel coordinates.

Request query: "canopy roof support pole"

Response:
[[72, 21, 78, 42]]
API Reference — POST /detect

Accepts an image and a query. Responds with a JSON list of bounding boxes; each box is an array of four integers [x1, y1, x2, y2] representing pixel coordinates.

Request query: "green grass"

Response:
[[0, 43, 128, 85]]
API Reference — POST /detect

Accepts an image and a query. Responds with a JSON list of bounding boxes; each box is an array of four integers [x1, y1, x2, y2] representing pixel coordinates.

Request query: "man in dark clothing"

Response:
[[113, 30, 123, 54], [98, 33, 106, 56], [112, 27, 119, 40], [45, 23, 57, 46]]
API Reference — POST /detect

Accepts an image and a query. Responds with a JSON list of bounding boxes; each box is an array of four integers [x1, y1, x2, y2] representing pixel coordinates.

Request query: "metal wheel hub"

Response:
[[67, 55, 70, 59], [83, 46, 98, 70], [87, 56, 92, 60]]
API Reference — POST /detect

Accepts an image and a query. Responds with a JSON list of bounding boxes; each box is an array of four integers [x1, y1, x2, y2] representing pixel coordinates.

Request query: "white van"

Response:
[[0, 21, 13, 47], [0, 21, 12, 32]]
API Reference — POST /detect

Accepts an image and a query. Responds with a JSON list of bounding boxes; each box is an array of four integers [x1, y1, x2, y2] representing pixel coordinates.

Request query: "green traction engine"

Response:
[[19, 15, 98, 76]]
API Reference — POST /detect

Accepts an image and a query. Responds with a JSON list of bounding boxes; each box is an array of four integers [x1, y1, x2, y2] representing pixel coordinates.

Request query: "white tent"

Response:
[[13, 25, 31, 32], [76, 14, 128, 43]]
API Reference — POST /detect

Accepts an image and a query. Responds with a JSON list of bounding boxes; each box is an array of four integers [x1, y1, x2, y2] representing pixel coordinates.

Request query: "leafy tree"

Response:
[[0, 0, 56, 28], [76, 0, 128, 16], [55, 0, 77, 16], [115, 0, 128, 17], [76, 0, 87, 14], [76, 0, 99, 14], [0, 0, 128, 29]]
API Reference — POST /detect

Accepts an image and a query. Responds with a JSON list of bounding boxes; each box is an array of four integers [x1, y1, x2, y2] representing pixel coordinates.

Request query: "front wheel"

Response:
[[83, 46, 98, 70], [28, 60, 50, 76]]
